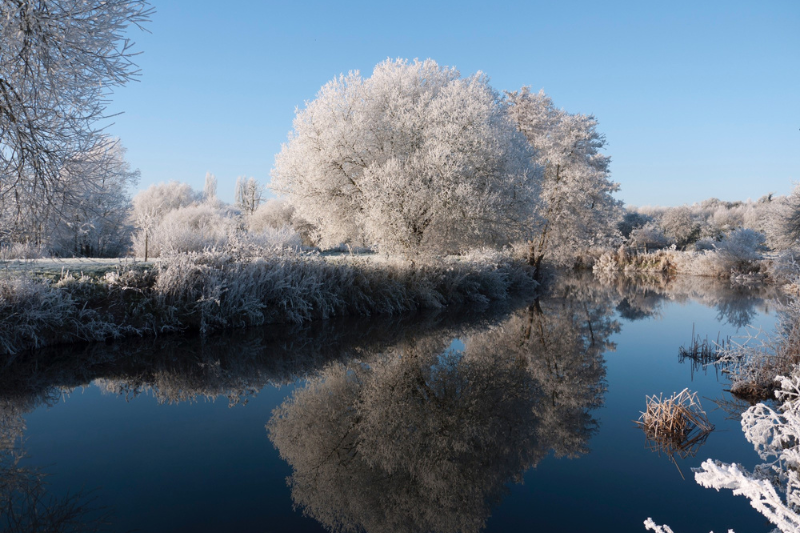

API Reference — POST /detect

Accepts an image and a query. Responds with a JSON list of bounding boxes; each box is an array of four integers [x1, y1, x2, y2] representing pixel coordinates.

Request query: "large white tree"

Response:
[[271, 59, 540, 254], [504, 88, 622, 270], [0, 0, 151, 244]]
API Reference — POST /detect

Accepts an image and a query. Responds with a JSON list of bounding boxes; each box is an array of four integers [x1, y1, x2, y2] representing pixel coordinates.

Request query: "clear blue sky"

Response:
[[108, 0, 799, 207]]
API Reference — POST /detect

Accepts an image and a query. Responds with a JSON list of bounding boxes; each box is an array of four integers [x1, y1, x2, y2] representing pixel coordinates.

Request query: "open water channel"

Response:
[[0, 274, 782, 532]]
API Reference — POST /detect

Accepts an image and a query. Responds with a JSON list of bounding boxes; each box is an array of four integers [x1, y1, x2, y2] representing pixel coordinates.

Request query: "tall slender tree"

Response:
[[504, 88, 622, 272]]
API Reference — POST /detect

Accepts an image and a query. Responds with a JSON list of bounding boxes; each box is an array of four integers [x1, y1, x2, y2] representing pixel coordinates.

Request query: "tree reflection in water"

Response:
[[0, 273, 777, 532], [267, 292, 616, 533], [1, 399, 110, 532]]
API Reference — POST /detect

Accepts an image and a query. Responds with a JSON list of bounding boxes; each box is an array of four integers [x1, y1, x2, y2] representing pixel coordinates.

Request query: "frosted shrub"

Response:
[[693, 237, 717, 252], [708, 206, 744, 237], [133, 204, 236, 258], [247, 199, 295, 233], [629, 222, 669, 251], [246, 225, 303, 250], [714, 229, 766, 272], [766, 249, 800, 285], [618, 211, 653, 239], [715, 298, 800, 400], [660, 207, 699, 248], [131, 181, 201, 222]]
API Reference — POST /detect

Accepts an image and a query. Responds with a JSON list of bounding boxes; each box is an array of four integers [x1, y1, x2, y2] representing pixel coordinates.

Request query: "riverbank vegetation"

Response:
[[2, 7, 800, 358], [0, 246, 534, 355]]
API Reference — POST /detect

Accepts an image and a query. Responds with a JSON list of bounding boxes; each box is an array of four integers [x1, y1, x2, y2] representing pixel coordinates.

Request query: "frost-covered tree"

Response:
[[659, 206, 699, 248], [49, 141, 140, 257], [0, 0, 151, 242], [504, 87, 622, 270], [235, 176, 262, 216], [0, 138, 139, 256], [203, 172, 218, 204], [271, 58, 540, 254], [765, 184, 800, 249], [628, 222, 669, 251], [134, 203, 236, 258], [247, 199, 294, 233], [618, 211, 653, 240]]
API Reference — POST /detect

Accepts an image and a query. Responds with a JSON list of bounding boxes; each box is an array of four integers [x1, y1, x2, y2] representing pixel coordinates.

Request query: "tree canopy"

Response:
[[0, 0, 151, 247], [504, 87, 622, 268], [271, 59, 540, 254]]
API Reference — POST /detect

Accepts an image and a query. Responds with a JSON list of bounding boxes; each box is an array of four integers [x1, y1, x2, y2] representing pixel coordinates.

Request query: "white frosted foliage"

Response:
[[271, 58, 540, 254], [504, 87, 622, 267], [693, 370, 800, 533]]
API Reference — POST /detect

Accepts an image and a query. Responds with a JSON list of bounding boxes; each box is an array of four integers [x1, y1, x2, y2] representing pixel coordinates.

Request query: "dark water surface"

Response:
[[1, 275, 782, 532]]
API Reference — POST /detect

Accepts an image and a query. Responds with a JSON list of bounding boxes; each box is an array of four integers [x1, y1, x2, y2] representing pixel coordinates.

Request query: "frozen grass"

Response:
[[0, 248, 535, 355]]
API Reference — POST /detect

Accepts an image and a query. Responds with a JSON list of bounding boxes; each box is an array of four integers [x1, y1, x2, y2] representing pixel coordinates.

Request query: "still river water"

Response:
[[1, 274, 782, 532]]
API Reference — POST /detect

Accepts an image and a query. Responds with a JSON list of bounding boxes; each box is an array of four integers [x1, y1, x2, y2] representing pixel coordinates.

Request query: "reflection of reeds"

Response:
[[678, 324, 730, 379], [636, 389, 714, 479]]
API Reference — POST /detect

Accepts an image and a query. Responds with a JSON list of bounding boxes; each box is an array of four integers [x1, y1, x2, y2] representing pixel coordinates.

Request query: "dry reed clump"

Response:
[[636, 388, 714, 477]]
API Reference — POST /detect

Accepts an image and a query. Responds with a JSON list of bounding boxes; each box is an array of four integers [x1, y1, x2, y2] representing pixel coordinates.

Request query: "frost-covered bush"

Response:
[[629, 222, 669, 251], [766, 249, 800, 286], [715, 297, 800, 400], [694, 367, 800, 533], [687, 228, 767, 278], [715, 229, 766, 268], [247, 199, 295, 233], [131, 181, 202, 222], [692, 237, 717, 252], [708, 206, 745, 238], [132, 204, 236, 258]]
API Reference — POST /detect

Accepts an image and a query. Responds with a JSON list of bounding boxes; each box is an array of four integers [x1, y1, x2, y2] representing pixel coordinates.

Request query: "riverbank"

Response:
[[0, 249, 536, 356]]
